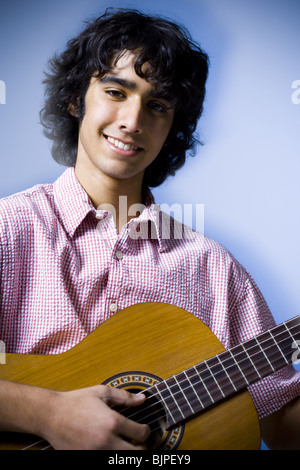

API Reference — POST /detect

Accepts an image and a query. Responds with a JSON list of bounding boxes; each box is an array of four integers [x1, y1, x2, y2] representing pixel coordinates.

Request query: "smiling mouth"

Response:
[[105, 135, 141, 151]]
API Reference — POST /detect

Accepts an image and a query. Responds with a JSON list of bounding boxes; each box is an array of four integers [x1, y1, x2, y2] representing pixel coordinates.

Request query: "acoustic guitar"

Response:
[[0, 302, 299, 450]]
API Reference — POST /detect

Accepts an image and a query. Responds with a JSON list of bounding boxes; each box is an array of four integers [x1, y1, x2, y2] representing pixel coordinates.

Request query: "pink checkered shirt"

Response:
[[0, 168, 299, 419]]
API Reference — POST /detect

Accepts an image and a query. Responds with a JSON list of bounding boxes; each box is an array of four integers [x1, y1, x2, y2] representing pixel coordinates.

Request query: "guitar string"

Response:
[[118, 321, 300, 424], [21, 440, 54, 451], [23, 321, 300, 449], [83, 319, 300, 442], [21, 439, 44, 450], [114, 322, 300, 436], [124, 352, 298, 433], [40, 444, 52, 450], [20, 321, 300, 450], [41, 321, 294, 444]]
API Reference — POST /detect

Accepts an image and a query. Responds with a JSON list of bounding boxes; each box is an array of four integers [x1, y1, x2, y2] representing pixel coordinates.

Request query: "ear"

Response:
[[68, 98, 81, 118]]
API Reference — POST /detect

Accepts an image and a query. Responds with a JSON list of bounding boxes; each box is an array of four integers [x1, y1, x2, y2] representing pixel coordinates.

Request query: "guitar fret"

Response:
[[184, 367, 213, 409], [204, 360, 225, 398], [241, 336, 274, 379], [192, 365, 215, 405], [173, 375, 195, 414], [205, 355, 238, 396], [215, 350, 248, 391], [269, 330, 289, 365], [254, 331, 284, 373], [241, 344, 262, 380], [183, 370, 205, 409], [254, 337, 275, 373], [164, 379, 186, 420], [228, 350, 250, 386], [175, 370, 204, 417], [194, 363, 225, 403], [229, 344, 261, 384], [164, 374, 195, 420], [183, 367, 212, 409], [154, 383, 177, 426], [216, 354, 237, 392], [275, 328, 295, 364], [284, 322, 296, 343]]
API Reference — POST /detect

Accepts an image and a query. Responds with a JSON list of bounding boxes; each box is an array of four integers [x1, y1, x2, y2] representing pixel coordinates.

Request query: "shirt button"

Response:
[[115, 250, 124, 260], [95, 211, 108, 220], [109, 303, 118, 313]]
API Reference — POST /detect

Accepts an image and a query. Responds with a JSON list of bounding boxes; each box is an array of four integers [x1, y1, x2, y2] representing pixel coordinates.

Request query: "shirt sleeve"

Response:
[[0, 215, 4, 315], [249, 365, 300, 420], [0, 208, 8, 323], [234, 274, 300, 420]]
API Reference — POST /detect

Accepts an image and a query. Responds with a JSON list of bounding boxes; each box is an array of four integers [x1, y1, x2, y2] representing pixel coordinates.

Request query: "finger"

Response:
[[100, 385, 146, 407], [113, 436, 148, 451], [117, 413, 151, 444]]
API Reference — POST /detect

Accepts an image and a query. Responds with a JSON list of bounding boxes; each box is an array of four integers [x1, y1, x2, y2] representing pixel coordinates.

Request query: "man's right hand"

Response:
[[0, 379, 150, 450], [43, 385, 150, 450]]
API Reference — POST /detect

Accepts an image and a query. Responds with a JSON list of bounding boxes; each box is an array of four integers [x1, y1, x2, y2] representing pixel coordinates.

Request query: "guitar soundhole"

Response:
[[102, 371, 184, 450]]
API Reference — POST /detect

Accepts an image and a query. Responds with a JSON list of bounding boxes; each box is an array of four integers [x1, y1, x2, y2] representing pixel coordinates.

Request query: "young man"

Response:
[[0, 9, 299, 450]]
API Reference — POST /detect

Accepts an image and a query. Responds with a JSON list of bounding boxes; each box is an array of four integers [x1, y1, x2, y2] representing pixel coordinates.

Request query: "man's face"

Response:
[[74, 52, 175, 188]]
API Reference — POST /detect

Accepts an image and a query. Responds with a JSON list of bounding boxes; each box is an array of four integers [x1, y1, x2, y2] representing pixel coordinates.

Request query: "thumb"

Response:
[[99, 385, 146, 407]]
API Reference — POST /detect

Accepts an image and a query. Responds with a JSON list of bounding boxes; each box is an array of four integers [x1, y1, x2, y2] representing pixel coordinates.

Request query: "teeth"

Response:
[[107, 136, 138, 151]]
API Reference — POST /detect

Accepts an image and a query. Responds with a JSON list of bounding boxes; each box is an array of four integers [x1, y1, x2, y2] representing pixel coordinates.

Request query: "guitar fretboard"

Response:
[[148, 315, 300, 428]]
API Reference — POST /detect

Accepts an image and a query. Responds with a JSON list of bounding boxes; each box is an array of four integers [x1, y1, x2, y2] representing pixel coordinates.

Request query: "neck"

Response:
[[74, 162, 145, 233]]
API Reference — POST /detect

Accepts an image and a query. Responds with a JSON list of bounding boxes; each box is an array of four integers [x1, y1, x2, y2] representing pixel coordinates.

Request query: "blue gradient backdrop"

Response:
[[0, 0, 300, 450]]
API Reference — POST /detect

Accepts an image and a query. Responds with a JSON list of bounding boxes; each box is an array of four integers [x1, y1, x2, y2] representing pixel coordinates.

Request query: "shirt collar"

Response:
[[53, 168, 96, 237], [53, 168, 173, 250], [135, 192, 196, 252], [126, 195, 170, 253]]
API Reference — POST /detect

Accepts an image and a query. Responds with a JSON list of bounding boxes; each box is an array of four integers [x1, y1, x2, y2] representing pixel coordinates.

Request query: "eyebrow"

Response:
[[100, 76, 137, 91], [100, 75, 172, 104]]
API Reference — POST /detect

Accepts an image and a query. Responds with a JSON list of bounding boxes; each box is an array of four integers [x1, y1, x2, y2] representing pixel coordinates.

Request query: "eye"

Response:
[[105, 89, 125, 99], [148, 101, 167, 113]]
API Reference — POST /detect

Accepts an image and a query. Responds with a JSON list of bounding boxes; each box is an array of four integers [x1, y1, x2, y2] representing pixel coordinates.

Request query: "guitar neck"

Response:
[[148, 315, 300, 428]]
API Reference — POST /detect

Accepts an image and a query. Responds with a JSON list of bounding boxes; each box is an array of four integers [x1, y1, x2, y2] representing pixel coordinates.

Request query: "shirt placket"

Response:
[[105, 234, 130, 319], [96, 213, 129, 320]]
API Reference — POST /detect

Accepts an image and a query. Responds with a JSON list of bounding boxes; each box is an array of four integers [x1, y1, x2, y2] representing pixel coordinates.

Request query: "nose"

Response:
[[119, 97, 144, 134]]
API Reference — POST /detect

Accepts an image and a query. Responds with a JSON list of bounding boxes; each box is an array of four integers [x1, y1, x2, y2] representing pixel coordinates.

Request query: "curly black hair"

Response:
[[40, 9, 209, 188]]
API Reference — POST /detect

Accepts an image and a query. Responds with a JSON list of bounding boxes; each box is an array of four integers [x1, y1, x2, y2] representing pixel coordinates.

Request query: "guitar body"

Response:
[[0, 303, 260, 450]]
